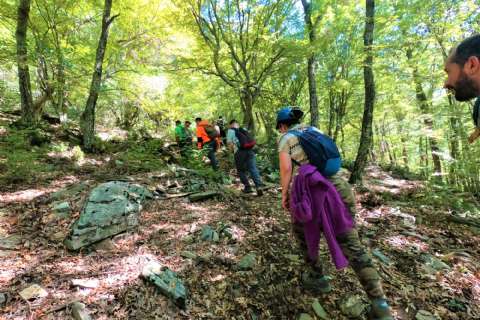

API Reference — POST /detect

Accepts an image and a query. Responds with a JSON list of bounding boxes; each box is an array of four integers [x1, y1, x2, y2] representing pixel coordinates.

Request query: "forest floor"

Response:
[[0, 124, 479, 319]]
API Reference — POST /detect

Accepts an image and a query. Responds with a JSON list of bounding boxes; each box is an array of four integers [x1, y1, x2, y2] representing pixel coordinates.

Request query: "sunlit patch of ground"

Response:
[[384, 235, 429, 252], [0, 175, 79, 204]]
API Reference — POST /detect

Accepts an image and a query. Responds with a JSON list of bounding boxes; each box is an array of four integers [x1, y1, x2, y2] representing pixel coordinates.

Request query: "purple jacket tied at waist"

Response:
[[290, 164, 354, 269]]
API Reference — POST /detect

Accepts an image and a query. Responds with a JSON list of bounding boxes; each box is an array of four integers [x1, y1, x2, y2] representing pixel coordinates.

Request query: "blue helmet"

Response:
[[276, 106, 304, 129]]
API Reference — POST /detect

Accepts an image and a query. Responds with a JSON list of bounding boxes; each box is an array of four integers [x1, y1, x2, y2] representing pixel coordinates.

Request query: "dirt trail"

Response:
[[0, 165, 479, 319]]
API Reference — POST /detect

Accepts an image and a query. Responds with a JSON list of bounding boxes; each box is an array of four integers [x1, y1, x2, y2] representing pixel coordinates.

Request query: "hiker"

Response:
[[195, 117, 219, 170], [184, 120, 194, 147], [217, 116, 227, 146], [276, 106, 393, 320], [227, 119, 264, 196], [444, 34, 480, 143], [174, 120, 188, 156]]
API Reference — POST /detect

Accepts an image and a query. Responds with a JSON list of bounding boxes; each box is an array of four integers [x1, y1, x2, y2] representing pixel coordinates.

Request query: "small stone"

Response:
[[180, 251, 197, 259], [340, 294, 367, 318], [19, 284, 48, 300], [71, 301, 92, 320], [237, 253, 256, 270], [298, 313, 313, 320], [415, 310, 439, 320], [115, 160, 124, 166], [71, 279, 99, 289], [312, 298, 328, 320], [93, 238, 116, 251], [0, 292, 7, 305], [200, 225, 215, 241], [372, 248, 392, 265], [50, 231, 67, 242], [53, 201, 71, 215], [0, 234, 22, 250], [141, 261, 187, 308]]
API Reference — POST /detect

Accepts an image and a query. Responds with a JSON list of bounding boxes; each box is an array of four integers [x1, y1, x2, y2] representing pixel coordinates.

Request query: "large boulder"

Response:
[[64, 181, 152, 250]]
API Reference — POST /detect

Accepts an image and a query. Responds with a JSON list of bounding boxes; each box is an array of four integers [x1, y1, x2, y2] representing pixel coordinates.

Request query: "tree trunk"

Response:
[[241, 88, 256, 133], [350, 0, 375, 184], [16, 0, 35, 126], [406, 49, 442, 181], [80, 0, 117, 151], [301, 0, 320, 128]]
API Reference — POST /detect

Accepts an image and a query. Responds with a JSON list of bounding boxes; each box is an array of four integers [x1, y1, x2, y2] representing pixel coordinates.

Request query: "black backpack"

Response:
[[234, 128, 256, 149], [289, 127, 341, 176]]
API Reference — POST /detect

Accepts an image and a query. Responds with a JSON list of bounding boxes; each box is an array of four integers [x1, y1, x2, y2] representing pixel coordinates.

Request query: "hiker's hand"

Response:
[[468, 129, 480, 144], [282, 192, 290, 211]]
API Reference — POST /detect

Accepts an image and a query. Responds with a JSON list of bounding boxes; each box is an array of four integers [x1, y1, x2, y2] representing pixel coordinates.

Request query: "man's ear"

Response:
[[466, 56, 480, 75]]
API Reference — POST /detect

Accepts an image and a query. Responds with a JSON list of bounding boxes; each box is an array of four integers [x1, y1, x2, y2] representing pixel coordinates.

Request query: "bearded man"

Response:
[[444, 34, 480, 143]]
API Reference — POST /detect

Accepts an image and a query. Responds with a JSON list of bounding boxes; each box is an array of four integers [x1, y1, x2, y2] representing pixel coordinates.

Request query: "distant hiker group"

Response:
[[173, 116, 264, 195]]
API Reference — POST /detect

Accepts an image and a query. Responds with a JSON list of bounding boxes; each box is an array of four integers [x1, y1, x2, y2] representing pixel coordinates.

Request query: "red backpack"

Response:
[[234, 128, 256, 149]]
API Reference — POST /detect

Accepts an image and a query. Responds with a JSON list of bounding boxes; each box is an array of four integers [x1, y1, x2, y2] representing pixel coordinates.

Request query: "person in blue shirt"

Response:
[[226, 119, 264, 195]]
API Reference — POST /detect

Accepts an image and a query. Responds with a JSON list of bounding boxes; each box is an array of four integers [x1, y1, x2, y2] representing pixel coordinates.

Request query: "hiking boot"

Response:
[[241, 187, 254, 194], [301, 271, 332, 294], [368, 298, 393, 320], [256, 188, 263, 196]]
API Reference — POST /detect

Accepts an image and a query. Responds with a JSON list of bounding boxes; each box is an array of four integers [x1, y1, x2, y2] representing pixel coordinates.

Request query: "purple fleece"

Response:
[[290, 164, 354, 269]]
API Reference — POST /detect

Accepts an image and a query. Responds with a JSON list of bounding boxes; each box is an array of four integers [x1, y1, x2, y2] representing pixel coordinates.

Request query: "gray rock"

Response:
[[71, 301, 92, 320], [141, 261, 187, 308], [312, 298, 328, 320], [19, 284, 48, 300], [339, 294, 367, 318], [298, 313, 313, 320], [50, 182, 89, 201], [0, 292, 7, 305], [372, 249, 392, 265], [53, 201, 71, 218], [0, 234, 22, 250], [93, 238, 117, 251], [415, 310, 439, 320], [422, 254, 450, 274], [64, 181, 152, 250], [237, 253, 256, 270]]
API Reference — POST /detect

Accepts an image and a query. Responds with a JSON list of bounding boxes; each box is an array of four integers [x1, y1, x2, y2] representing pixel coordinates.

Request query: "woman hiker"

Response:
[[276, 106, 393, 320]]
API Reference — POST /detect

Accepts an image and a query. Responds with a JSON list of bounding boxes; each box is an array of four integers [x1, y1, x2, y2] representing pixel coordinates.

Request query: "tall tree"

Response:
[[80, 0, 118, 150], [300, 0, 321, 128], [188, 0, 293, 132], [16, 0, 34, 125], [350, 0, 375, 184], [15, 0, 52, 126]]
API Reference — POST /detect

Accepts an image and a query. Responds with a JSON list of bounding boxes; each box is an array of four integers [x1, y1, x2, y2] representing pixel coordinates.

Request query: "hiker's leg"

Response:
[[292, 222, 324, 274], [246, 151, 263, 187], [207, 140, 219, 170], [235, 150, 251, 188], [292, 222, 331, 293], [336, 229, 385, 299], [337, 229, 392, 319], [328, 173, 357, 217]]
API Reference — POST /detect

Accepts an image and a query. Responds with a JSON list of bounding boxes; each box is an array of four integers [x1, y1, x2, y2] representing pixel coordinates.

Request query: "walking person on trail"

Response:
[[227, 119, 264, 196], [444, 34, 480, 143], [174, 120, 188, 156], [276, 106, 393, 320], [184, 120, 194, 147], [217, 116, 227, 146], [195, 117, 219, 170]]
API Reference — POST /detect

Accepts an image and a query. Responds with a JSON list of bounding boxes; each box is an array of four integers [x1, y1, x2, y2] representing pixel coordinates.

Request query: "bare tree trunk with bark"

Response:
[[406, 49, 442, 181], [16, 0, 35, 126], [301, 0, 320, 128], [350, 0, 375, 184], [80, 0, 118, 151]]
